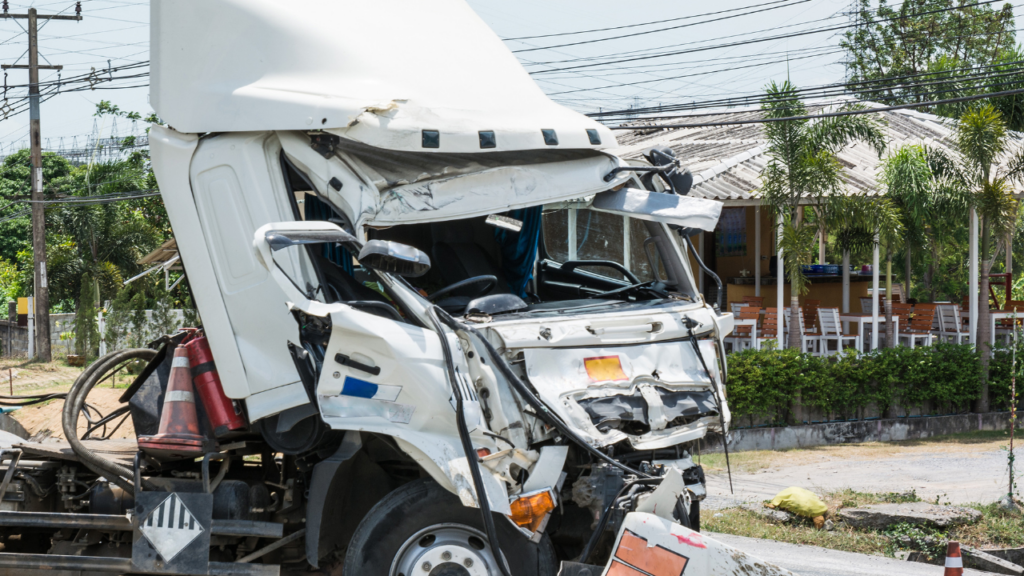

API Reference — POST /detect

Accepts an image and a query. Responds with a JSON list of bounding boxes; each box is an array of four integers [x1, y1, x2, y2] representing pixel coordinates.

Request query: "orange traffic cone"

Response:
[[944, 541, 964, 576], [138, 345, 213, 459]]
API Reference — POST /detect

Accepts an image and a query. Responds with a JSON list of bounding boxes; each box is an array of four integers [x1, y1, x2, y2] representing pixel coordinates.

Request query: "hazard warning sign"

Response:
[[132, 491, 212, 573], [140, 493, 204, 561]]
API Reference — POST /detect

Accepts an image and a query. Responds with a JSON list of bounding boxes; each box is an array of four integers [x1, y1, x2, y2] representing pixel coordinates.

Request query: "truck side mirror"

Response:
[[357, 240, 431, 277]]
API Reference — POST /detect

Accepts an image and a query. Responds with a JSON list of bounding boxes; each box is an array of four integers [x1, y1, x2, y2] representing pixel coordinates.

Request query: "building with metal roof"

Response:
[[611, 101, 1023, 349], [614, 101, 1024, 205]]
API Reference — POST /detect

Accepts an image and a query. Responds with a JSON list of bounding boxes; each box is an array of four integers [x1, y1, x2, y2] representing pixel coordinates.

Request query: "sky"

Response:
[[0, 0, 1020, 154]]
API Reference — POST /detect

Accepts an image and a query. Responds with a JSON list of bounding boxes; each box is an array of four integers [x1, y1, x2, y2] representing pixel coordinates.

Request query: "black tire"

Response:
[[343, 478, 558, 576]]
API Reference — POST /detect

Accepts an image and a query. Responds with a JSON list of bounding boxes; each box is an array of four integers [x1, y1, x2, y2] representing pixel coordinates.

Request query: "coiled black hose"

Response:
[[62, 348, 156, 495]]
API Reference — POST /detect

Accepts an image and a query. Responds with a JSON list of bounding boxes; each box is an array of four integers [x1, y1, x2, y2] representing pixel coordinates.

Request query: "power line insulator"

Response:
[[75, 2, 81, 15], [2, 2, 9, 15]]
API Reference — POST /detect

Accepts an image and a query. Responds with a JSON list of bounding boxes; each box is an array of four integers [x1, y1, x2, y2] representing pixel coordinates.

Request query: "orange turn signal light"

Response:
[[509, 490, 556, 532]]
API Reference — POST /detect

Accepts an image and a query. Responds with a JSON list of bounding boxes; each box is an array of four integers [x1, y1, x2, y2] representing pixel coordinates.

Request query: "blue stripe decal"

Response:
[[341, 376, 379, 399]]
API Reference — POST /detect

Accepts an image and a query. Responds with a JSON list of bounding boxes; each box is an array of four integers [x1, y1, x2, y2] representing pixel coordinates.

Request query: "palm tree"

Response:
[[881, 145, 932, 346], [827, 194, 902, 348], [759, 81, 887, 349], [931, 104, 1022, 411]]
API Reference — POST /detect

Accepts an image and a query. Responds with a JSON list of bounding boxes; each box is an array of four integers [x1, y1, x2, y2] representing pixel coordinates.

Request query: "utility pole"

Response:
[[1, 3, 82, 361]]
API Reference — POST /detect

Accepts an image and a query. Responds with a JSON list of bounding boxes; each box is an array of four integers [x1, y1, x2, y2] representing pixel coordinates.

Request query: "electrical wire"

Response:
[[603, 86, 1024, 130], [523, 0, 1006, 74], [511, 0, 811, 53], [501, 0, 797, 41], [588, 58, 1024, 118]]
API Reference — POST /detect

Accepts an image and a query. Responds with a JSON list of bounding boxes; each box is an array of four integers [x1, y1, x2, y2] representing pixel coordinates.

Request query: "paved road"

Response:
[[712, 532, 995, 576], [706, 446, 1023, 506]]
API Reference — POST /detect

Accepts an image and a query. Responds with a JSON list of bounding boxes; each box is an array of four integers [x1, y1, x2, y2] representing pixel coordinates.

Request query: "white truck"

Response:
[[0, 2, 795, 575]]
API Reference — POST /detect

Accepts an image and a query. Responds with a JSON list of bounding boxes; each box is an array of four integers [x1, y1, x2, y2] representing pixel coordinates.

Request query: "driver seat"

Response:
[[431, 242, 509, 295], [431, 241, 509, 314]]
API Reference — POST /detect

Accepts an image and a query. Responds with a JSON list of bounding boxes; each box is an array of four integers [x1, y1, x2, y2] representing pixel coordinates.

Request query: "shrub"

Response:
[[726, 343, 985, 424]]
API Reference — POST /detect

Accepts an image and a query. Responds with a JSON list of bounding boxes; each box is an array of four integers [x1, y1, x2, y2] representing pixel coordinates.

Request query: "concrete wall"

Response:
[[0, 320, 28, 357], [0, 314, 77, 357], [702, 411, 1015, 453], [1, 306, 185, 358]]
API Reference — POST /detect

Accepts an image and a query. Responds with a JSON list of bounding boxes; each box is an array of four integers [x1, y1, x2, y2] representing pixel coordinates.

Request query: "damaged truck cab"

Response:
[[0, 2, 791, 575]]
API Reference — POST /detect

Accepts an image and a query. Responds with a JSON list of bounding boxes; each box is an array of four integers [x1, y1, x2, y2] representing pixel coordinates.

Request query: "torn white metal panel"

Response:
[[307, 301, 507, 509], [150, 0, 615, 152], [522, 340, 722, 449], [278, 132, 380, 228], [483, 301, 718, 349], [635, 468, 686, 521], [245, 381, 310, 423], [601, 513, 796, 576], [521, 446, 569, 494], [149, 125, 249, 399], [591, 187, 724, 232], [524, 342, 713, 398], [360, 150, 629, 226], [188, 132, 311, 414], [394, 437, 511, 515]]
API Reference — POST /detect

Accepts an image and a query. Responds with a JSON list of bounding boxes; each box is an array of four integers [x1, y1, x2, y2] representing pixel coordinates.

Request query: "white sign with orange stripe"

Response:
[[601, 513, 796, 576]]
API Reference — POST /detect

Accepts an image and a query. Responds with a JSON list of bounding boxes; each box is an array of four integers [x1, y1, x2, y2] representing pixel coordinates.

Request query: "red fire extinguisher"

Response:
[[184, 334, 247, 436]]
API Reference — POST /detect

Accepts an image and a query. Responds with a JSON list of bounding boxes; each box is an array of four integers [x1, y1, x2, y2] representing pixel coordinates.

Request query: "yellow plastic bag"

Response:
[[769, 487, 828, 518]]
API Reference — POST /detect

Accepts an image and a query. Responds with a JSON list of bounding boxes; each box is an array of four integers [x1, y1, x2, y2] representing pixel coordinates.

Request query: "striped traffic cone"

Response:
[[138, 345, 213, 459], [944, 541, 963, 576]]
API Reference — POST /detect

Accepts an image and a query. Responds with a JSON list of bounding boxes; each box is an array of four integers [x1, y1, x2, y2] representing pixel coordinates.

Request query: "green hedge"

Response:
[[725, 343, 1019, 426]]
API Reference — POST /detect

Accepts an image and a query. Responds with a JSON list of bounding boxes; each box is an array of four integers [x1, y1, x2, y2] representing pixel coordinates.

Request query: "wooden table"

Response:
[[839, 314, 899, 351]]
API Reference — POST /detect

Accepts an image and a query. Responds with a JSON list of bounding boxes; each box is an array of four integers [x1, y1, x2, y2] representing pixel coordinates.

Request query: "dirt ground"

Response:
[[701, 430, 1023, 507], [0, 358, 137, 440]]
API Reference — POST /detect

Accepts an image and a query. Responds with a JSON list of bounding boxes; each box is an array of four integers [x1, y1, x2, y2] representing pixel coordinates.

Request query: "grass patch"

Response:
[[706, 489, 1024, 558], [705, 508, 891, 556], [952, 502, 1024, 549]]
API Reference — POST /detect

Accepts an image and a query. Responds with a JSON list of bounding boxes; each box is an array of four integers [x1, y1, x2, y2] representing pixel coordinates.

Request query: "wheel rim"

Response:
[[391, 523, 501, 576]]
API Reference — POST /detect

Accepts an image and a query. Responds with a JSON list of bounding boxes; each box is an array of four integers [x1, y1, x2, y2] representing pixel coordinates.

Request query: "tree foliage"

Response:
[[841, 0, 1016, 100], [74, 274, 99, 358]]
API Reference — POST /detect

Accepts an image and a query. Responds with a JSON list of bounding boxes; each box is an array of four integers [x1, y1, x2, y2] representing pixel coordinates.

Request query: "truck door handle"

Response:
[[334, 353, 381, 376]]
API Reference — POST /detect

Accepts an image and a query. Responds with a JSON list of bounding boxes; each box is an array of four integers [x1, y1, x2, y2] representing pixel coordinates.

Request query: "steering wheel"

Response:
[[428, 275, 498, 302]]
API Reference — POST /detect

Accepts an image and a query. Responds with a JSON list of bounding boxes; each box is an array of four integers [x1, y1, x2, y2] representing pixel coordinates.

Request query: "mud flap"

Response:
[[132, 491, 213, 574], [599, 512, 796, 576]]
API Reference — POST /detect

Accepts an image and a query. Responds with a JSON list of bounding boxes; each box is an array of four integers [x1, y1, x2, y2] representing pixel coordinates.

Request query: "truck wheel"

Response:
[[344, 478, 558, 576]]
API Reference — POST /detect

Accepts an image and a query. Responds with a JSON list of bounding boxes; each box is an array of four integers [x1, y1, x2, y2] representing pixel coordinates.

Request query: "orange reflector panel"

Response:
[[508, 490, 556, 532], [584, 355, 628, 382], [613, 530, 689, 576], [476, 448, 491, 459]]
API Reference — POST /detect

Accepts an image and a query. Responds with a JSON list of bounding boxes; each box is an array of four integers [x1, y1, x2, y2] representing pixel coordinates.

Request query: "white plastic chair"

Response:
[[782, 308, 821, 355], [936, 305, 968, 344], [817, 308, 860, 355]]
